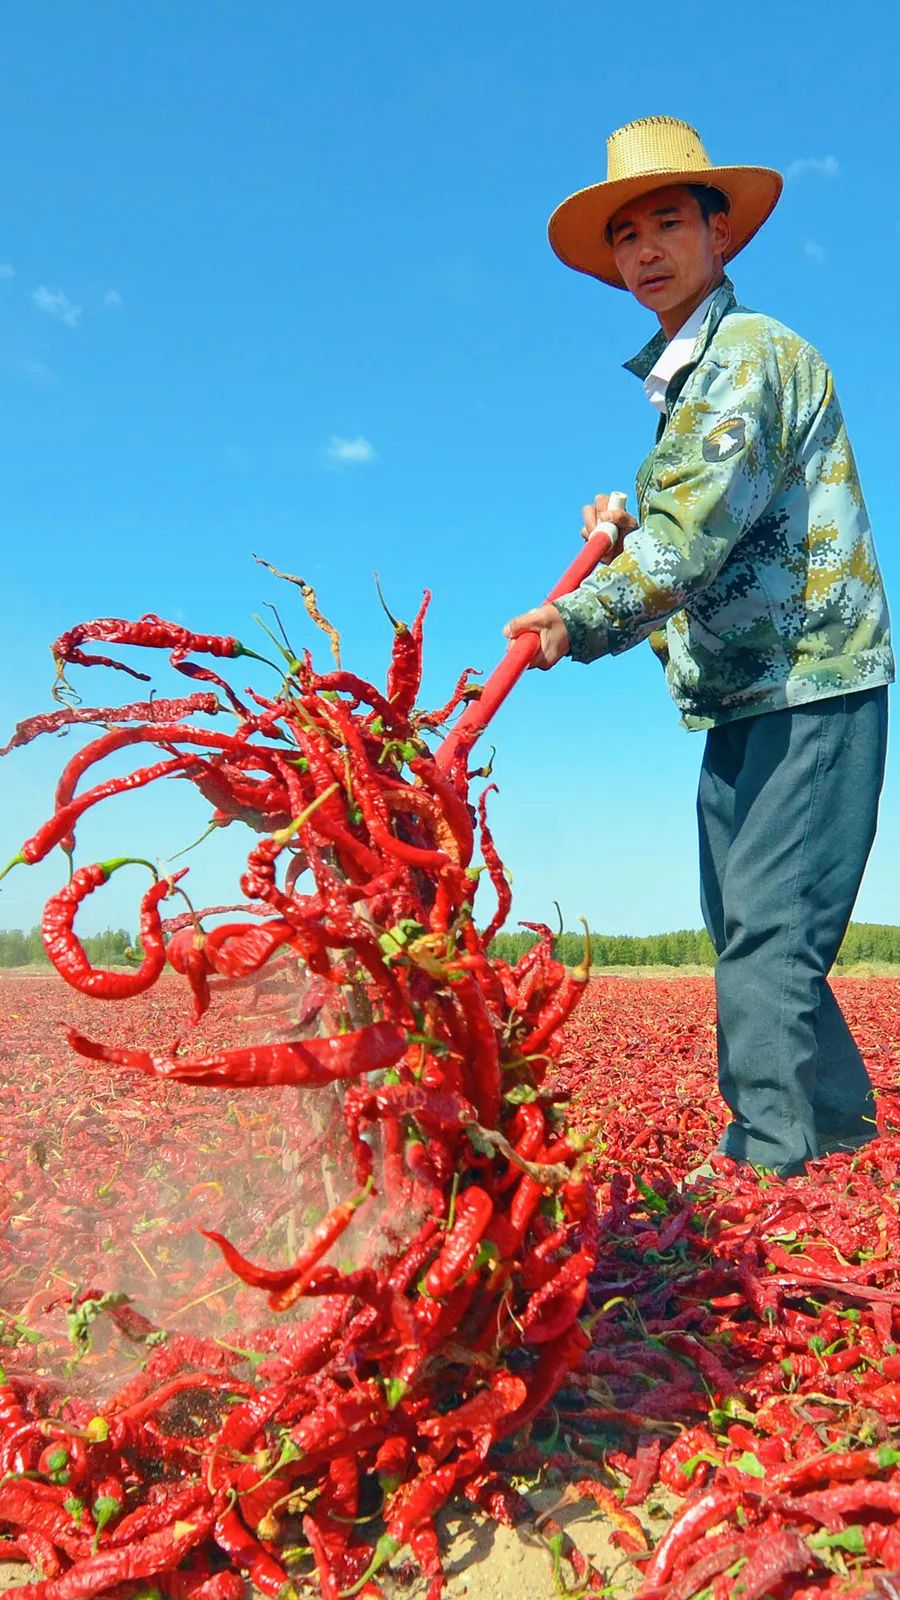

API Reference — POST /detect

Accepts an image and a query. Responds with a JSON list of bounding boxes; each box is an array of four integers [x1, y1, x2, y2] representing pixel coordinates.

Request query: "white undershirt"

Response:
[[642, 289, 717, 415]]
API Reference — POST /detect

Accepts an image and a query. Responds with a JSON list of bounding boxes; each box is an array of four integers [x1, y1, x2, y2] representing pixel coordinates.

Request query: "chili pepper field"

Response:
[[2, 591, 900, 1600]]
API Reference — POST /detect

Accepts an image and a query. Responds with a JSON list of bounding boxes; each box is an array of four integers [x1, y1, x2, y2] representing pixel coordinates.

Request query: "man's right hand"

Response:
[[503, 603, 570, 670]]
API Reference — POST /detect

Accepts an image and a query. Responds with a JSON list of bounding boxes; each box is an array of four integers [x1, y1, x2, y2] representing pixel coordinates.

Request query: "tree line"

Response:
[[0, 927, 134, 968], [490, 923, 900, 968], [2, 921, 899, 970]]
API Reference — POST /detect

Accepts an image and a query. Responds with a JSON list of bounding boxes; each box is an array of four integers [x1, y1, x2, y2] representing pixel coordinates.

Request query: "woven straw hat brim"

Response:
[[548, 166, 783, 288]]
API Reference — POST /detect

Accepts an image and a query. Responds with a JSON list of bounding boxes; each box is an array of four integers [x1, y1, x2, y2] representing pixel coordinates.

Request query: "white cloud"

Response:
[[32, 286, 82, 328], [0, 264, 13, 280], [326, 435, 377, 466], [785, 155, 840, 183], [803, 238, 826, 265], [103, 288, 123, 309]]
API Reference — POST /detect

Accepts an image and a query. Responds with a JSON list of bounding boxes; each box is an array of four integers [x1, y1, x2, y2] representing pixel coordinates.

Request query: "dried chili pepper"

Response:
[[42, 862, 180, 999], [423, 1186, 494, 1298], [202, 1179, 371, 1305], [66, 1018, 407, 1086]]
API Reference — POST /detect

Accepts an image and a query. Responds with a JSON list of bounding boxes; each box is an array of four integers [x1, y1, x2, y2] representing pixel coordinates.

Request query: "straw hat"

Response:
[[548, 116, 783, 288]]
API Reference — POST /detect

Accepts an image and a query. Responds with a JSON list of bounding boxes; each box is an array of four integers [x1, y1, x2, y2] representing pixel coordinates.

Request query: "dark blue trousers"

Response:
[[697, 687, 888, 1175]]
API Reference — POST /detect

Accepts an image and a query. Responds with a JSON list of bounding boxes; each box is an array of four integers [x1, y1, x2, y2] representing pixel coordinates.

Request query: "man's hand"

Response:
[[503, 603, 570, 670], [581, 492, 639, 546]]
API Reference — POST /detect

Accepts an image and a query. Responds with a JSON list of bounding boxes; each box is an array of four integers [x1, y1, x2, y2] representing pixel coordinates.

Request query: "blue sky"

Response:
[[1, 0, 896, 938]]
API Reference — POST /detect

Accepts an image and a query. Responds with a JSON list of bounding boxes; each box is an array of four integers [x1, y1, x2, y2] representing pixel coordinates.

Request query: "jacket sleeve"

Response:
[[554, 347, 787, 663]]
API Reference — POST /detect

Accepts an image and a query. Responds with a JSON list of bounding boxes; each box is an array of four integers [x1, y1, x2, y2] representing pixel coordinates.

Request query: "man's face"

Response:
[[608, 184, 731, 331]]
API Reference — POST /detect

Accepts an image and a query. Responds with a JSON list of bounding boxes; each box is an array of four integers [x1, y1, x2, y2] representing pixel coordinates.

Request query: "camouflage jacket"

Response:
[[554, 278, 894, 729]]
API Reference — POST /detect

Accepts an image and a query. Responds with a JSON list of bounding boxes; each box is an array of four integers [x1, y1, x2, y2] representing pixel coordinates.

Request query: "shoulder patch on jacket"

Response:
[[702, 417, 746, 462]]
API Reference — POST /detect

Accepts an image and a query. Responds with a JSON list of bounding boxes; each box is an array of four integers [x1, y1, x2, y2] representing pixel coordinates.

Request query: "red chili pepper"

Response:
[[302, 1511, 342, 1600], [521, 1249, 592, 1344], [451, 975, 502, 1128], [380, 588, 429, 717], [103, 1481, 209, 1545], [90, 1476, 126, 1547], [52, 613, 257, 679], [212, 1508, 290, 1600], [474, 784, 513, 945], [42, 862, 181, 998], [771, 1443, 900, 1493], [388, 1461, 458, 1547], [202, 1179, 371, 1305], [408, 758, 474, 867], [0, 692, 220, 756], [409, 1518, 443, 1599], [642, 1490, 743, 1588], [516, 926, 592, 1055], [290, 1383, 387, 1457], [8, 1506, 217, 1600], [7, 752, 202, 871], [66, 1018, 407, 1086], [658, 1424, 720, 1492], [423, 1186, 494, 1298], [623, 1438, 662, 1507], [202, 918, 298, 977], [416, 665, 481, 729], [498, 1321, 590, 1439], [498, 1101, 546, 1192], [418, 1370, 527, 1457], [729, 1529, 813, 1600], [165, 924, 214, 1018]]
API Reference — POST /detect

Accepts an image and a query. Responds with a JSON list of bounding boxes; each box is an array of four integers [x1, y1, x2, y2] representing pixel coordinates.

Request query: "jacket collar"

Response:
[[623, 276, 738, 382]]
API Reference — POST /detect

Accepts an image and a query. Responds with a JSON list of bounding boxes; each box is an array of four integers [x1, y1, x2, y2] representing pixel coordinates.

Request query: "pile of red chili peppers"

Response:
[[0, 594, 600, 1597], [3, 597, 900, 1599]]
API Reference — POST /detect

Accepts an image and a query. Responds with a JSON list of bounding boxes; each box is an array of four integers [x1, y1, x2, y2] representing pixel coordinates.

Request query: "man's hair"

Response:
[[686, 183, 730, 221]]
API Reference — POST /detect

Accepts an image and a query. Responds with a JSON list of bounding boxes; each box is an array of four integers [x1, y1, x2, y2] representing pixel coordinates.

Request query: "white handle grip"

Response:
[[594, 490, 628, 547]]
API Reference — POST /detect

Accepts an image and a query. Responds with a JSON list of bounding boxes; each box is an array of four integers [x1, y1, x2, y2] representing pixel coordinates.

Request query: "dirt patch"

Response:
[[0, 1566, 31, 1592], [417, 1485, 678, 1599]]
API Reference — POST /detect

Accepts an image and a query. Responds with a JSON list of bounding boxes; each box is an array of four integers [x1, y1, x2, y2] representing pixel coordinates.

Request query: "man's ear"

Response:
[[710, 209, 732, 260]]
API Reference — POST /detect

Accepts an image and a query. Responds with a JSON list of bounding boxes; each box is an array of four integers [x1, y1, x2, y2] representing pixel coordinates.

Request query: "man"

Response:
[[504, 117, 893, 1177]]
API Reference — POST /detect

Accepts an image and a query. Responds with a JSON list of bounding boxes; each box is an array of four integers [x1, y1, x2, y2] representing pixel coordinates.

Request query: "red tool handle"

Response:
[[435, 494, 626, 771]]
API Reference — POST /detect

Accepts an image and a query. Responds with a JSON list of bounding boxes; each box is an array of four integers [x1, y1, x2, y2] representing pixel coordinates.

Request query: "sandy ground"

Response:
[[0, 1486, 680, 1599], [407, 1484, 679, 1598]]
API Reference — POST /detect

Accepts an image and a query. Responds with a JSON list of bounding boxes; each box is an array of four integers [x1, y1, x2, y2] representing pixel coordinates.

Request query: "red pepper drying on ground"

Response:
[[641, 1491, 743, 1588], [623, 1438, 663, 1507], [658, 1424, 720, 1492], [1, 1506, 218, 1600], [730, 1529, 814, 1600], [90, 1476, 126, 1547]]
